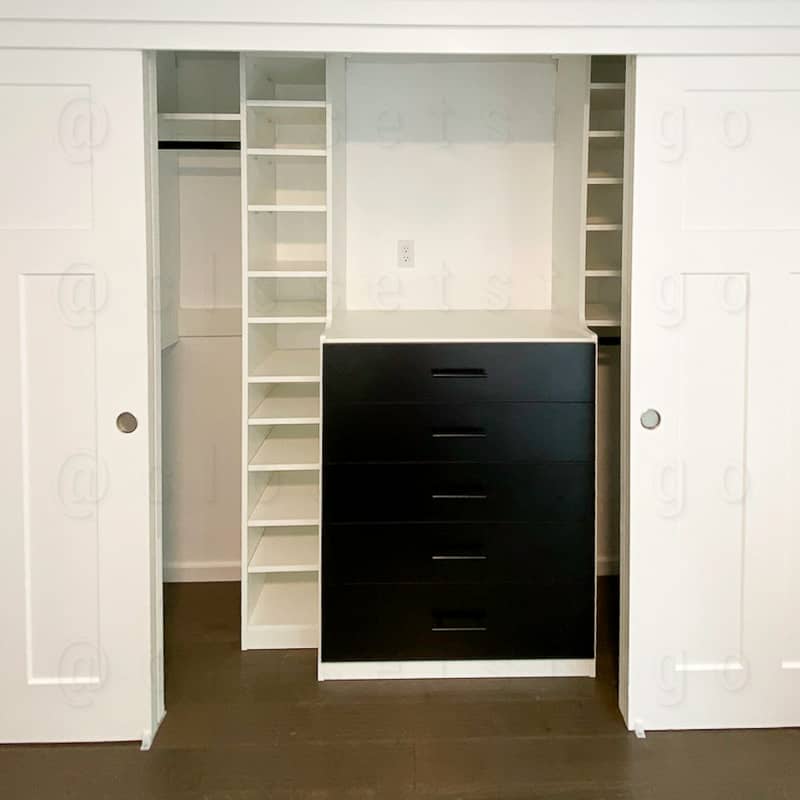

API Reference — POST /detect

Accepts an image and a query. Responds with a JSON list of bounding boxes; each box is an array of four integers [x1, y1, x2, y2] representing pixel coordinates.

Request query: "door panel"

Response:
[[0, 50, 154, 742], [628, 56, 800, 730], [19, 274, 100, 682]]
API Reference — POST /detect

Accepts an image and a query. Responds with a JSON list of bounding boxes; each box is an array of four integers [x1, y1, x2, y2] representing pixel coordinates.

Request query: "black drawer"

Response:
[[324, 401, 593, 464], [321, 581, 595, 661], [323, 462, 594, 524], [323, 343, 595, 404], [322, 521, 594, 585]]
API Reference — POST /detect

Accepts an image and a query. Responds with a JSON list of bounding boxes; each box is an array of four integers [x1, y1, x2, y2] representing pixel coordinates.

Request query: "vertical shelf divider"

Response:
[[582, 56, 627, 331], [242, 54, 328, 651], [240, 52, 250, 650]]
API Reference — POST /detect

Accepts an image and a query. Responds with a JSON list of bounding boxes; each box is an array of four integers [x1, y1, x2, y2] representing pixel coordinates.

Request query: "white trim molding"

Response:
[[3, 2, 800, 53], [3, 1, 800, 27]]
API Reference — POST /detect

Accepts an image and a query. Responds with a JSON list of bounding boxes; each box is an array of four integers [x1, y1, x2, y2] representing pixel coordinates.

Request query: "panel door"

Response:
[[0, 50, 155, 742], [627, 56, 800, 730]]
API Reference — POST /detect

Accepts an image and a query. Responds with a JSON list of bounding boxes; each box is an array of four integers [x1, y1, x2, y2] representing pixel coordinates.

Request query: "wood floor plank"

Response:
[[4, 578, 800, 800]]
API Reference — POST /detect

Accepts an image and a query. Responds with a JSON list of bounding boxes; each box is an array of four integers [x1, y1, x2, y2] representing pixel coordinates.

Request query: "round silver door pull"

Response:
[[116, 412, 138, 434], [640, 409, 661, 430]]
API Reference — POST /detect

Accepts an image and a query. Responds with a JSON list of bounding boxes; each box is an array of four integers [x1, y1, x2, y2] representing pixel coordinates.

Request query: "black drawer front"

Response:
[[321, 582, 595, 661], [322, 522, 594, 586], [323, 343, 595, 403], [324, 401, 593, 464], [324, 463, 593, 524]]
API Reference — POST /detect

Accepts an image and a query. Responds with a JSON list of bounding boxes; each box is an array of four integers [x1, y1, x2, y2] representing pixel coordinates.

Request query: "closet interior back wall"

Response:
[[158, 52, 243, 583]]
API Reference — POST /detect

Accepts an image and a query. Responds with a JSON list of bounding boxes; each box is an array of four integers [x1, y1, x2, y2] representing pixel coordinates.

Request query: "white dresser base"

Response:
[[318, 658, 596, 681]]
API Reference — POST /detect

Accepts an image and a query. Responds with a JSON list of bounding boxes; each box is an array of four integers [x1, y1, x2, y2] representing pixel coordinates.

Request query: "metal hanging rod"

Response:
[[158, 140, 241, 151]]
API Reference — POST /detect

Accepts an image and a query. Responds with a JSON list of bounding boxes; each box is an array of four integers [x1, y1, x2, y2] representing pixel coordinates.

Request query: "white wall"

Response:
[[162, 337, 241, 581], [161, 153, 242, 583], [344, 58, 556, 311], [597, 345, 620, 575]]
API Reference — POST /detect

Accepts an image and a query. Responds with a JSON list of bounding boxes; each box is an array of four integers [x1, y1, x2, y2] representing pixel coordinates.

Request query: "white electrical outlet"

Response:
[[397, 239, 415, 269]]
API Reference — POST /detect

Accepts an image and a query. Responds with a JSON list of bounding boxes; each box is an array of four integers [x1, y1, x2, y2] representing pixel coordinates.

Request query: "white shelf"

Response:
[[247, 574, 318, 649], [585, 303, 622, 327], [248, 204, 327, 213], [249, 348, 321, 383], [586, 223, 623, 232], [249, 262, 327, 278], [248, 147, 326, 157], [585, 270, 622, 278], [249, 386, 320, 425], [590, 82, 626, 90], [248, 300, 326, 324], [247, 100, 326, 109], [248, 530, 319, 574], [588, 131, 624, 139], [158, 112, 241, 121], [249, 481, 319, 527], [249, 430, 320, 471], [587, 172, 623, 181]]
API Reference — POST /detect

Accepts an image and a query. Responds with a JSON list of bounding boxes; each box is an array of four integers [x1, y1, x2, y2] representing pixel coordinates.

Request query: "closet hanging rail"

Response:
[[158, 140, 241, 150]]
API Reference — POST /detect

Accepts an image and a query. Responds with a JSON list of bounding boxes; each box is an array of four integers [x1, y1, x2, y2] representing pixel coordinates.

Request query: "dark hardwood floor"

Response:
[[3, 578, 799, 799]]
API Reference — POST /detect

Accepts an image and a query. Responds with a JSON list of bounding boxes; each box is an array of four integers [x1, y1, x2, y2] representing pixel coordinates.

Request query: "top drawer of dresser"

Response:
[[323, 343, 595, 403]]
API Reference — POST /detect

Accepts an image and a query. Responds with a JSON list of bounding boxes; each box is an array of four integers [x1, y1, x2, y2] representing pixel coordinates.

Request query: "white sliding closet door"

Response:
[[626, 56, 800, 730], [0, 50, 155, 742]]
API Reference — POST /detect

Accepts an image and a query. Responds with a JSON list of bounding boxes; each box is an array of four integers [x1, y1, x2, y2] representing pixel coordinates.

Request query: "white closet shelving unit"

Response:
[[581, 56, 631, 330], [241, 54, 330, 649]]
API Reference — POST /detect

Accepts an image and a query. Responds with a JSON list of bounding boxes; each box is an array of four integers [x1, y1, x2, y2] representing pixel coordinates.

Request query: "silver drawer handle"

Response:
[[431, 493, 487, 500], [431, 368, 487, 379], [431, 428, 487, 439], [432, 626, 488, 632], [431, 554, 488, 561]]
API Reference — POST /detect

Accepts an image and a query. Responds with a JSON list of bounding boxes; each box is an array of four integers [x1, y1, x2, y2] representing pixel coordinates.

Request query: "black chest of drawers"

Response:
[[321, 342, 596, 663]]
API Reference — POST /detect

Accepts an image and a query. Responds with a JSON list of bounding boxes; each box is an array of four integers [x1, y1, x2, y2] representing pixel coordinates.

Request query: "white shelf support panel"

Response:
[[248, 429, 321, 471], [248, 529, 319, 574], [248, 481, 320, 527], [249, 385, 321, 425], [581, 55, 627, 332], [248, 148, 327, 157], [248, 348, 322, 383], [241, 53, 329, 651], [247, 100, 326, 109], [248, 204, 327, 213]]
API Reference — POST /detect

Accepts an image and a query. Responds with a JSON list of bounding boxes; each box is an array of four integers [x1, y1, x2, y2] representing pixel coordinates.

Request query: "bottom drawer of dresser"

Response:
[[321, 582, 594, 662]]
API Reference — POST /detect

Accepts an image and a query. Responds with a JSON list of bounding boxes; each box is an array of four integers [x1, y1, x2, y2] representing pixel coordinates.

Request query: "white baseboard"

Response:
[[164, 560, 240, 583], [597, 555, 620, 577]]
